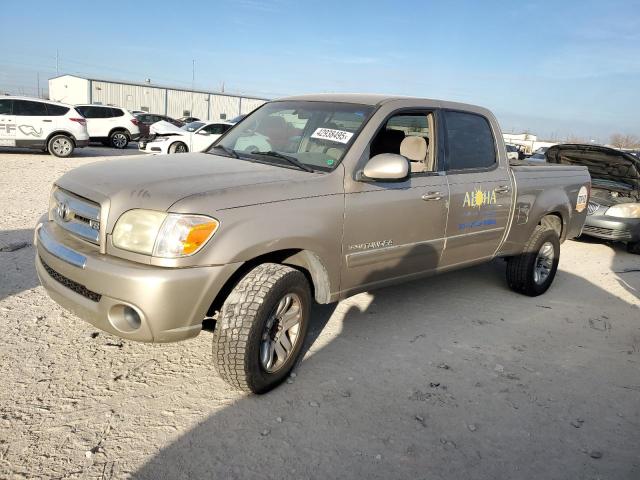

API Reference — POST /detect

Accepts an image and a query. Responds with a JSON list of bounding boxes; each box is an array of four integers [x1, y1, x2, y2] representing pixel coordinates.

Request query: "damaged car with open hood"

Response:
[[546, 144, 640, 254]]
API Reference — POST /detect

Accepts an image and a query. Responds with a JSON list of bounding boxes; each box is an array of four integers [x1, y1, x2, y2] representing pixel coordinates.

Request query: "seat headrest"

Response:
[[400, 136, 427, 161]]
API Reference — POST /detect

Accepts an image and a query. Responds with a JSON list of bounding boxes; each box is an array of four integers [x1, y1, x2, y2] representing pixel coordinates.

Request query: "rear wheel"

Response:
[[110, 131, 129, 149], [47, 135, 74, 158], [169, 141, 188, 153], [212, 263, 311, 394], [506, 225, 560, 296]]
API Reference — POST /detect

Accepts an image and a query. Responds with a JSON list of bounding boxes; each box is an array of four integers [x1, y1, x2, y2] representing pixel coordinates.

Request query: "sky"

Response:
[[2, 0, 639, 141]]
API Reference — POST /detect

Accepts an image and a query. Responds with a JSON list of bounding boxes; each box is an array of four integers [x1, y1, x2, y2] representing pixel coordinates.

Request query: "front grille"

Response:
[[582, 225, 633, 240], [587, 201, 600, 216], [52, 188, 101, 245], [40, 257, 102, 302]]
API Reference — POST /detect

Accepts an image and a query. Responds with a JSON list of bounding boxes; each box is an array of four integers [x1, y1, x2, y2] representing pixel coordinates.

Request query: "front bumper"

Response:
[[34, 220, 240, 343], [582, 215, 640, 242]]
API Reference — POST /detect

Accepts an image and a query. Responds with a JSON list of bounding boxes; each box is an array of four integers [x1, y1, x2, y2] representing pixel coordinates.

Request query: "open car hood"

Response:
[[150, 120, 184, 135], [546, 144, 640, 193]]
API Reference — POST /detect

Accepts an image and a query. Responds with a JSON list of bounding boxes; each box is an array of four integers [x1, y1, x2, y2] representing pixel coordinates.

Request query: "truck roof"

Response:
[[277, 93, 492, 116]]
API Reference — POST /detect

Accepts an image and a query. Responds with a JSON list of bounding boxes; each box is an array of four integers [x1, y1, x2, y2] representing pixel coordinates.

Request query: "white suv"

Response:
[[0, 95, 89, 158], [75, 105, 141, 149]]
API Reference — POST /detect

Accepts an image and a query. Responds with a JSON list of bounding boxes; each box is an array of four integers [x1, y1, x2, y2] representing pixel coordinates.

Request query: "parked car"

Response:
[[546, 144, 640, 253], [35, 94, 590, 393], [506, 144, 520, 161], [0, 95, 88, 157], [138, 120, 233, 154], [527, 151, 546, 162], [75, 105, 141, 149], [177, 116, 200, 124], [135, 113, 182, 138]]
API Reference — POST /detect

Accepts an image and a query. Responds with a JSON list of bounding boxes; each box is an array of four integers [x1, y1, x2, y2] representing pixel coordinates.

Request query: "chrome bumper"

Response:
[[35, 220, 241, 343]]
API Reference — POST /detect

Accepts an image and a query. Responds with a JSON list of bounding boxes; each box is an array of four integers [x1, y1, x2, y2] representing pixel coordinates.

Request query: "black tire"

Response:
[[47, 134, 75, 158], [212, 263, 311, 394], [627, 241, 640, 255], [169, 141, 188, 154], [506, 225, 560, 296], [109, 130, 129, 149]]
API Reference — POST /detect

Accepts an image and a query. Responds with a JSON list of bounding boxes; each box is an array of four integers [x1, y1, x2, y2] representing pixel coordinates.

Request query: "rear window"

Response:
[[444, 110, 496, 170], [13, 100, 48, 116], [46, 104, 70, 116]]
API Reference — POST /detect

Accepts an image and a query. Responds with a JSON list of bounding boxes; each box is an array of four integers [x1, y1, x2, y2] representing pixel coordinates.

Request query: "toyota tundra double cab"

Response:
[[35, 94, 591, 393]]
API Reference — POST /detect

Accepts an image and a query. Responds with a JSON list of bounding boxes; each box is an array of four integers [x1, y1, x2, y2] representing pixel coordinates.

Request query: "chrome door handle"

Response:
[[421, 191, 443, 201], [42, 119, 52, 122], [495, 185, 511, 194]]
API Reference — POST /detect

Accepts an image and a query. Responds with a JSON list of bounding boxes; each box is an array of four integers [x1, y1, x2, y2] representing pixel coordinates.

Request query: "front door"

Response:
[[440, 110, 513, 267], [0, 98, 16, 147], [341, 111, 449, 295], [13, 99, 49, 149]]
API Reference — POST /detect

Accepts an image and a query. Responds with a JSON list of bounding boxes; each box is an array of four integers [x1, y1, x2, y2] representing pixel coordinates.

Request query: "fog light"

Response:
[[108, 304, 142, 333]]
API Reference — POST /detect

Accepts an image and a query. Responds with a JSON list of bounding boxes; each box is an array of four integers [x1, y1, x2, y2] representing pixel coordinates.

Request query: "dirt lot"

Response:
[[0, 148, 639, 479]]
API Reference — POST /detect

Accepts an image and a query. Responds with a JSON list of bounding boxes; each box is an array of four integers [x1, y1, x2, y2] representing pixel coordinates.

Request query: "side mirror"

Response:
[[361, 153, 409, 181], [198, 130, 210, 136]]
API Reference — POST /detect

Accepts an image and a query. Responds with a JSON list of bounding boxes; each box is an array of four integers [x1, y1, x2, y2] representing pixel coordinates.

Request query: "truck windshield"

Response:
[[210, 101, 374, 171]]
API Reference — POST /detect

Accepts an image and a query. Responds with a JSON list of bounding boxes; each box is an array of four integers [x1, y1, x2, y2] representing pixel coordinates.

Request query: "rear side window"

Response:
[[444, 111, 496, 170], [13, 100, 48, 116], [79, 106, 112, 118], [46, 104, 70, 116], [0, 99, 12, 115], [110, 108, 124, 117]]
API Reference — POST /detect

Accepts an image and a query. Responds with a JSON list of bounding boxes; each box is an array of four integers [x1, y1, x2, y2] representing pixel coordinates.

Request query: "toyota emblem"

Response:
[[57, 201, 71, 222]]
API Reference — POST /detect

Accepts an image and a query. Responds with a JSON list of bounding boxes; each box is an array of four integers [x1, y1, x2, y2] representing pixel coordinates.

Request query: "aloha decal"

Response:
[[463, 187, 497, 209]]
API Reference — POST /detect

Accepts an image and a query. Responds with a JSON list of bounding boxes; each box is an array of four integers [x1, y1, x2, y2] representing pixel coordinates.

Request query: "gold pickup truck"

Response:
[[35, 94, 591, 393]]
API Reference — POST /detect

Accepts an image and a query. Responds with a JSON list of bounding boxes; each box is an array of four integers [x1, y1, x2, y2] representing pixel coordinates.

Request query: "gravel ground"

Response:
[[0, 147, 639, 479]]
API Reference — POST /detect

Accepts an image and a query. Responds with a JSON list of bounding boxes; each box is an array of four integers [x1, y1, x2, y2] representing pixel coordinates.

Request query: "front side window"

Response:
[[0, 99, 12, 115], [202, 123, 227, 135], [444, 111, 496, 170], [13, 100, 48, 116], [214, 101, 374, 171], [369, 112, 435, 173]]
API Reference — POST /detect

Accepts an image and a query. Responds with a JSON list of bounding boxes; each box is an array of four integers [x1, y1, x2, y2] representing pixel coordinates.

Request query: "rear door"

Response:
[[440, 109, 513, 267], [13, 99, 50, 148], [0, 98, 16, 147]]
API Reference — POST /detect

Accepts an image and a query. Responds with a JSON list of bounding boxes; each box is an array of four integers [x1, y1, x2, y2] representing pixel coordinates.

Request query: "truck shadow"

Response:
[[0, 228, 38, 302], [131, 244, 640, 479]]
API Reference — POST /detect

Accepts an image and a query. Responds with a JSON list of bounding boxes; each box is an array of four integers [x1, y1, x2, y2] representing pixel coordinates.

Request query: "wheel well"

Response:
[[46, 131, 75, 146], [203, 249, 331, 329], [539, 213, 563, 240], [109, 127, 130, 138]]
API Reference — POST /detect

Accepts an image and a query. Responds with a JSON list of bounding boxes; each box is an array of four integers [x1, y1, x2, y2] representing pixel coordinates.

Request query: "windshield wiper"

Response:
[[252, 151, 314, 172], [211, 144, 239, 159]]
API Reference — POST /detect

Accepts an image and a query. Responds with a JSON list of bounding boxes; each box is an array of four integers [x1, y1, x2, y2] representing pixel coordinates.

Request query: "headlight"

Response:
[[48, 186, 59, 221], [112, 209, 219, 257], [606, 203, 640, 218]]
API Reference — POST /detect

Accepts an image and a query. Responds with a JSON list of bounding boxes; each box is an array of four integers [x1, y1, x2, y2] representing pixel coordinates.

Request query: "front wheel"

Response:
[[212, 263, 311, 394], [110, 131, 129, 149], [506, 225, 560, 296], [48, 135, 75, 158], [169, 141, 188, 153]]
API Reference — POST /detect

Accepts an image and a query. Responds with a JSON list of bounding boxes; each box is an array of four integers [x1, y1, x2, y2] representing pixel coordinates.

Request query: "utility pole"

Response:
[[190, 59, 195, 116]]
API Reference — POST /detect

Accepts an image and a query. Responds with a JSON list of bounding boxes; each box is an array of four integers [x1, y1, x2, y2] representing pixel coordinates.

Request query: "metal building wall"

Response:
[[166, 89, 210, 119], [90, 81, 167, 113], [48, 75, 91, 104], [240, 98, 265, 115], [210, 94, 241, 120]]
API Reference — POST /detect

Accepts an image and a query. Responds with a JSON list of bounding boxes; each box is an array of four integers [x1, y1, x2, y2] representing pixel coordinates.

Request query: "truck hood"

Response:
[[546, 144, 640, 194], [55, 153, 331, 229]]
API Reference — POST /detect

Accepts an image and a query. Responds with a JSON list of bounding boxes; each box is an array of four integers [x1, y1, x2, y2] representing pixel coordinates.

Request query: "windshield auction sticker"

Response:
[[311, 128, 354, 144]]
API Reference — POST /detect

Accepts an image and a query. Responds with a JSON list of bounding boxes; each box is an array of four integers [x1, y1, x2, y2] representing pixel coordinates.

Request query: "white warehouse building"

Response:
[[48, 74, 267, 121]]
